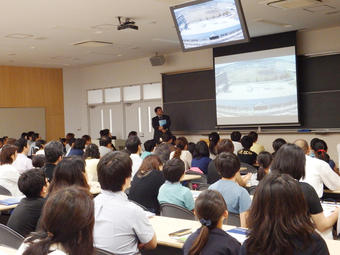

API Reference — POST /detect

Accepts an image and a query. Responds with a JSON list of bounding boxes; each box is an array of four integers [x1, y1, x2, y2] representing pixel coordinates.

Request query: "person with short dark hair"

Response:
[[33, 139, 47, 155], [0, 144, 22, 196], [183, 190, 240, 255], [42, 141, 64, 182], [128, 131, 138, 137], [153, 143, 171, 164], [272, 138, 286, 157], [248, 131, 265, 154], [237, 135, 257, 165], [141, 139, 156, 159], [7, 169, 47, 237], [191, 141, 211, 174], [158, 158, 194, 211], [126, 135, 143, 177], [208, 132, 220, 159], [240, 173, 329, 255], [230, 131, 242, 154], [28, 133, 40, 157], [100, 129, 111, 138], [161, 132, 176, 152], [82, 134, 92, 147], [99, 136, 113, 157], [13, 138, 33, 174], [32, 155, 45, 168], [84, 143, 100, 182], [68, 138, 85, 156], [94, 151, 157, 254], [209, 152, 251, 227], [152, 106, 171, 143]]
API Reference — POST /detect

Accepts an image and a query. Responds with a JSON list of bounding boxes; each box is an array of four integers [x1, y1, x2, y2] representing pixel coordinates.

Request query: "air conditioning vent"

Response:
[[260, 0, 322, 9]]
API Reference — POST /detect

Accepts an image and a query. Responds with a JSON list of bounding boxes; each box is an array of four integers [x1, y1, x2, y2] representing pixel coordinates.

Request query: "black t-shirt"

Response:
[[42, 163, 56, 182], [299, 182, 323, 215], [237, 149, 257, 166], [240, 232, 329, 255], [7, 197, 45, 237], [183, 227, 240, 255], [128, 170, 165, 214], [207, 160, 221, 184]]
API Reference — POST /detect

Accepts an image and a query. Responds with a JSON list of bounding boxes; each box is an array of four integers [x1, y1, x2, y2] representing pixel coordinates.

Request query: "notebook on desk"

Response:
[[0, 197, 22, 206], [226, 227, 248, 244]]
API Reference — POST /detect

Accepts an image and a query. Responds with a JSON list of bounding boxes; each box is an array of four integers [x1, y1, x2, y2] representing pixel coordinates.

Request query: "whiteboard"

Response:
[[0, 108, 46, 139]]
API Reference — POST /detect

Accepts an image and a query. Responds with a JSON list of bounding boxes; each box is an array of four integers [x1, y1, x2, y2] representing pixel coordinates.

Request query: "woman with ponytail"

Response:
[[169, 137, 192, 170], [18, 186, 94, 255], [256, 151, 273, 182], [183, 190, 240, 255], [313, 139, 337, 171], [208, 132, 220, 160]]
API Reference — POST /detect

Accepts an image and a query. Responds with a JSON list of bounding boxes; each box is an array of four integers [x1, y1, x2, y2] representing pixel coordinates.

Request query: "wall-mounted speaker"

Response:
[[149, 55, 166, 66]]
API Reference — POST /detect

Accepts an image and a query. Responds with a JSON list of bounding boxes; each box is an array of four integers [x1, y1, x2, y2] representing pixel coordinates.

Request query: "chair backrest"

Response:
[[0, 185, 11, 196], [95, 248, 115, 255], [240, 162, 257, 174], [185, 170, 207, 184], [160, 203, 195, 220], [0, 224, 24, 249], [224, 212, 241, 227]]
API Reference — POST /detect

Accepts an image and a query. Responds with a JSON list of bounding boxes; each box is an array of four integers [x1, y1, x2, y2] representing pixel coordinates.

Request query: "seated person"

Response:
[[126, 135, 143, 178], [272, 138, 286, 157], [158, 158, 194, 211], [42, 141, 63, 182], [84, 143, 100, 182], [13, 138, 33, 174], [170, 137, 192, 170], [94, 151, 157, 255], [237, 136, 257, 166], [208, 132, 220, 160], [98, 136, 113, 158], [129, 155, 165, 214], [7, 169, 47, 237], [209, 152, 251, 227], [248, 131, 265, 155], [153, 143, 171, 164], [191, 141, 211, 174], [183, 190, 240, 255], [160, 132, 176, 152], [231, 131, 243, 154], [68, 138, 85, 156], [32, 154, 45, 168], [256, 151, 273, 182], [141, 140, 156, 159]]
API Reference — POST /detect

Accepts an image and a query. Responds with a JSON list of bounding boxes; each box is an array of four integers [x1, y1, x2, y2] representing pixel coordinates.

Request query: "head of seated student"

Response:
[[161, 132, 172, 144], [48, 156, 89, 194], [313, 139, 330, 163], [215, 152, 240, 179], [126, 135, 142, 155], [248, 131, 258, 144], [271, 143, 306, 180], [32, 133, 40, 142], [67, 137, 76, 148], [246, 173, 316, 255], [294, 139, 309, 156], [44, 141, 63, 165], [193, 141, 209, 159], [137, 155, 163, 177], [128, 131, 138, 138], [23, 187, 94, 255], [153, 143, 171, 164], [144, 139, 156, 153], [72, 138, 85, 150], [99, 129, 111, 138], [310, 137, 320, 152], [21, 132, 28, 140], [27, 131, 35, 141], [84, 143, 100, 159], [230, 131, 241, 142], [97, 151, 132, 192], [0, 144, 18, 165], [208, 132, 220, 156], [99, 135, 112, 149], [173, 137, 188, 159], [162, 158, 185, 183], [18, 168, 48, 199], [82, 135, 91, 146], [187, 142, 196, 156], [256, 151, 273, 181], [35, 139, 46, 150], [14, 138, 29, 155], [216, 139, 234, 155], [272, 138, 287, 156], [240, 136, 253, 151], [65, 132, 75, 141], [188, 189, 228, 255], [32, 155, 46, 168]]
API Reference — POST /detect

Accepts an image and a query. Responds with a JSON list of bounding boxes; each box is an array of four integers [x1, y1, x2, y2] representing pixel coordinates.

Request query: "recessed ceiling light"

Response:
[[5, 33, 34, 39], [30, 46, 36, 49], [254, 18, 293, 28], [117, 54, 122, 57]]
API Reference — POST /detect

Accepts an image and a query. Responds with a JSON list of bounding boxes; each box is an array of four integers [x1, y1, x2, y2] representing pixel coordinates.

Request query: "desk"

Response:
[[324, 189, 340, 194], [180, 174, 202, 182], [0, 195, 19, 211], [89, 181, 101, 195], [0, 245, 16, 255]]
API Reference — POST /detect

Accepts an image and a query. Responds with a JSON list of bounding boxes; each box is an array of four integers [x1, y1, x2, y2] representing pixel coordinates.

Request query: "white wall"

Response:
[[63, 26, 340, 163]]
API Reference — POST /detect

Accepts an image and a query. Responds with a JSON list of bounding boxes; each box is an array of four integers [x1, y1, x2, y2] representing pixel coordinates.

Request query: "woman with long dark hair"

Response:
[[208, 132, 220, 159], [18, 186, 94, 255], [256, 151, 272, 182], [83, 143, 100, 182], [241, 173, 329, 255], [191, 141, 211, 174], [183, 190, 240, 255], [170, 137, 192, 170]]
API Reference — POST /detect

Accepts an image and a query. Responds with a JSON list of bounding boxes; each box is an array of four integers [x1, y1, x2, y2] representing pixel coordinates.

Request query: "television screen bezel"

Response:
[[170, 0, 250, 52]]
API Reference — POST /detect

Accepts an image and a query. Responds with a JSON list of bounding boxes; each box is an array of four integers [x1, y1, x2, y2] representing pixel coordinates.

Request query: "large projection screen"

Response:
[[215, 46, 299, 126]]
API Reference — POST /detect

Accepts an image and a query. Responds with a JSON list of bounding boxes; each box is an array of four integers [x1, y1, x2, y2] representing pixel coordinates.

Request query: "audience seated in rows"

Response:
[[191, 141, 211, 174], [84, 143, 100, 182], [208, 132, 220, 160], [94, 151, 157, 254], [129, 155, 165, 214], [230, 131, 242, 154], [158, 158, 194, 211], [237, 135, 257, 166], [170, 137, 192, 170], [209, 152, 251, 228], [13, 138, 33, 174], [7, 169, 47, 237], [42, 141, 63, 182], [183, 190, 240, 255]]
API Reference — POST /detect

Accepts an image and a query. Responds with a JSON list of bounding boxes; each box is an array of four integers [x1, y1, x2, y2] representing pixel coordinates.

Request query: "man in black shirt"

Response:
[[41, 141, 63, 181], [152, 107, 171, 143], [7, 169, 47, 237]]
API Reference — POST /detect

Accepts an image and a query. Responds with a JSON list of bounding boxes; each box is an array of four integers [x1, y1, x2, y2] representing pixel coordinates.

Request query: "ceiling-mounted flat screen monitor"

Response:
[[170, 0, 249, 52]]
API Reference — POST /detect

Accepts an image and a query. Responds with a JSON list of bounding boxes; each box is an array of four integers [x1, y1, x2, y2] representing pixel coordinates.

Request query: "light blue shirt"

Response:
[[141, 151, 152, 160], [158, 181, 194, 211], [209, 179, 251, 214]]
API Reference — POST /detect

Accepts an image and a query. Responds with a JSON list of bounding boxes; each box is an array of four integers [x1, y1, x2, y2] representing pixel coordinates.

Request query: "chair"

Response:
[[0, 185, 11, 196], [224, 212, 241, 227], [240, 162, 257, 174], [0, 224, 24, 249], [95, 248, 116, 255], [160, 203, 195, 220]]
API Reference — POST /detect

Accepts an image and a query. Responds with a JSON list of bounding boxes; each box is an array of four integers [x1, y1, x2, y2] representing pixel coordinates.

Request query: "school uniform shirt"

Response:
[[169, 150, 192, 170], [140, 151, 152, 160], [85, 158, 100, 182], [130, 153, 143, 178], [12, 153, 33, 174], [191, 157, 211, 174], [0, 164, 22, 196], [129, 170, 165, 214], [99, 146, 112, 158], [232, 141, 243, 154], [209, 179, 251, 214], [158, 181, 195, 211], [183, 227, 240, 255], [240, 232, 329, 255], [237, 149, 257, 166], [7, 197, 45, 237], [301, 155, 340, 198], [67, 148, 84, 156], [94, 190, 155, 255], [250, 142, 265, 155]]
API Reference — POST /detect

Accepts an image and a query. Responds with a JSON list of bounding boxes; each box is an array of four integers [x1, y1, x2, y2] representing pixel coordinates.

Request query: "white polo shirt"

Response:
[[301, 155, 340, 198], [130, 153, 142, 178], [12, 153, 33, 174], [94, 190, 154, 255]]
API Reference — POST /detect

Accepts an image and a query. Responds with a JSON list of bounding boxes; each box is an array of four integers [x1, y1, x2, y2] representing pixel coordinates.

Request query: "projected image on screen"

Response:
[[173, 0, 246, 50], [215, 47, 298, 126]]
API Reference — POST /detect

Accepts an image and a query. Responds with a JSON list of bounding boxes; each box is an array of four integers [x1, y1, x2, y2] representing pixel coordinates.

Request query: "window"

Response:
[[143, 83, 162, 99], [105, 88, 121, 103], [123, 85, 141, 101], [88, 89, 103, 105]]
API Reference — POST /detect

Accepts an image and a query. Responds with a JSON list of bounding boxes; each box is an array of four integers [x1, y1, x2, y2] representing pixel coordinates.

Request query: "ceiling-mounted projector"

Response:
[[117, 16, 138, 30]]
